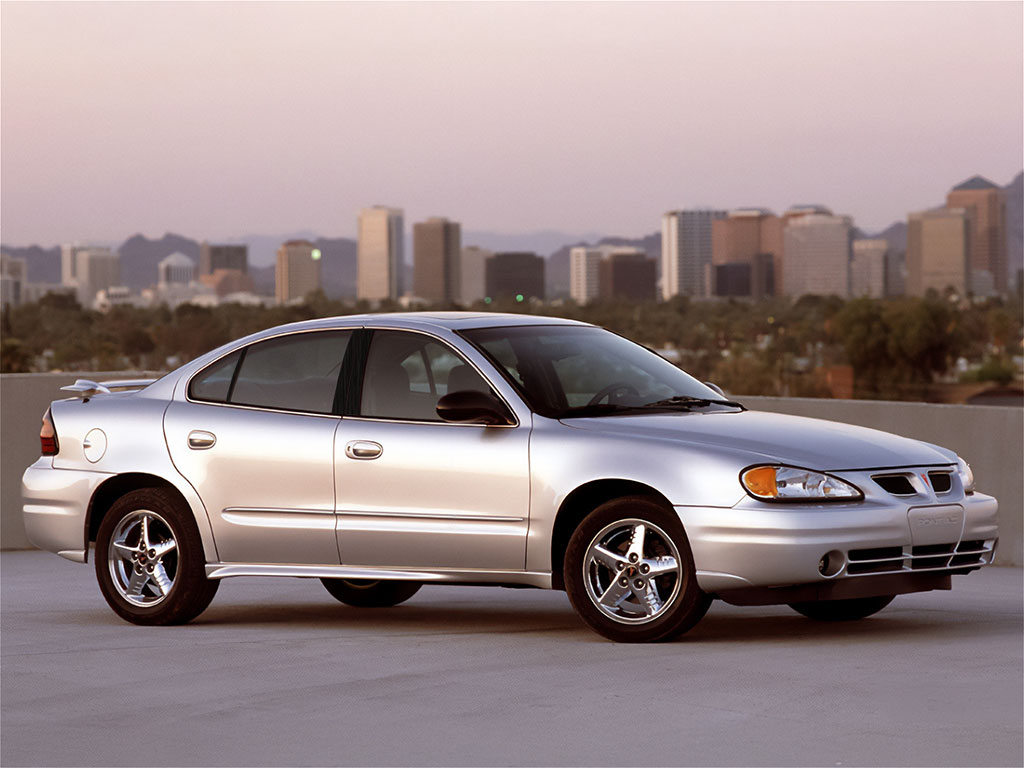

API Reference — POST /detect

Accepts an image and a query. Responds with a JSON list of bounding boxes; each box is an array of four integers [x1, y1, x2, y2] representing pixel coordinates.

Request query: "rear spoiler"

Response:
[[60, 378, 157, 400]]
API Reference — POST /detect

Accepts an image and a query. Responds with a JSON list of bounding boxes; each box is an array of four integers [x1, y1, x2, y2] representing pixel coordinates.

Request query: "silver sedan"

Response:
[[22, 312, 999, 642]]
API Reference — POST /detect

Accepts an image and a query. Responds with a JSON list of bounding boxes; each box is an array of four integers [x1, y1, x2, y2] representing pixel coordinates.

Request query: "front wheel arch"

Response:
[[550, 480, 675, 591]]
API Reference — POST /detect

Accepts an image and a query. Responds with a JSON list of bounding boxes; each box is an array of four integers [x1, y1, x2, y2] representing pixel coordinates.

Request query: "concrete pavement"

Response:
[[2, 550, 1021, 767]]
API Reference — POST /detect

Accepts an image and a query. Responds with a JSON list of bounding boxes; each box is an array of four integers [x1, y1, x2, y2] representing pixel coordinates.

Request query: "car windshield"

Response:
[[461, 324, 742, 418]]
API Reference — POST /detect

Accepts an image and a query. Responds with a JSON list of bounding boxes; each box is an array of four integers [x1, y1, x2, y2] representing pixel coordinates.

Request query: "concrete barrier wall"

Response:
[[2, 374, 1020, 564]]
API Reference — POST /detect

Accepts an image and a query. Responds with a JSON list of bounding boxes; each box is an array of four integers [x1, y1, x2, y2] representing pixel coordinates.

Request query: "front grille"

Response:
[[950, 540, 987, 567], [928, 471, 953, 493], [844, 540, 995, 575], [910, 543, 955, 570], [848, 546, 904, 575], [874, 474, 916, 495]]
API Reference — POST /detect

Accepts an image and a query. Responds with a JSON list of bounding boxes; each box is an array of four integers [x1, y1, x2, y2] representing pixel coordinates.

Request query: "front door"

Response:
[[334, 329, 530, 571], [165, 330, 352, 565]]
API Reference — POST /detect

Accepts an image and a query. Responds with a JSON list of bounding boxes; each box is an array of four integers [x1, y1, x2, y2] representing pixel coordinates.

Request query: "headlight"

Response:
[[956, 457, 975, 494], [741, 465, 863, 502]]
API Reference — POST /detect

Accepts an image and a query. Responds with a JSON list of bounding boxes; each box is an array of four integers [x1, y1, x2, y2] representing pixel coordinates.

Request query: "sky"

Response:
[[1, 1, 1021, 246]]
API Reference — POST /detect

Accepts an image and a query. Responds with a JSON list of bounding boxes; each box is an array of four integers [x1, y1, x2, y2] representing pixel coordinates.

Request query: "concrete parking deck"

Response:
[[2, 551, 1021, 767]]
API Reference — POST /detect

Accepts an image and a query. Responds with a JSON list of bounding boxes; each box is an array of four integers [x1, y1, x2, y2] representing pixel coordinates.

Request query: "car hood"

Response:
[[560, 409, 956, 471]]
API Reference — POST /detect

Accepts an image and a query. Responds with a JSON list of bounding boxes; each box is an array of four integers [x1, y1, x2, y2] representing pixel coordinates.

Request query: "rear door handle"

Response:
[[188, 430, 217, 450], [345, 440, 382, 460]]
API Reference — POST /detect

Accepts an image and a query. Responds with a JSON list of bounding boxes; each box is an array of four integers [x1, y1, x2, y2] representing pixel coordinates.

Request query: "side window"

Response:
[[361, 331, 493, 421], [189, 350, 241, 403], [190, 331, 351, 414]]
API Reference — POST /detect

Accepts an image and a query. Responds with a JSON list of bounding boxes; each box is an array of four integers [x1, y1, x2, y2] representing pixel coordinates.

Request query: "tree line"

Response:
[[1, 291, 1020, 402]]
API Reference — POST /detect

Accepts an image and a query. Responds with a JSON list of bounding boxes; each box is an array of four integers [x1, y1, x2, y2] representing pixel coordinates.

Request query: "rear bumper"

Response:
[[22, 459, 111, 562], [677, 491, 998, 597]]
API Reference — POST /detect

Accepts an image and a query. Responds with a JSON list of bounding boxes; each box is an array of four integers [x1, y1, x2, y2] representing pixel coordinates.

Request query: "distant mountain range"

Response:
[[3, 171, 1020, 299]]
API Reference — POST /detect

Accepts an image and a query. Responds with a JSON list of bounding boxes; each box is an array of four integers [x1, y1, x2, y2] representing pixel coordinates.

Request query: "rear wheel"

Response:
[[564, 496, 711, 643], [788, 595, 895, 621], [95, 488, 218, 625], [320, 578, 421, 607]]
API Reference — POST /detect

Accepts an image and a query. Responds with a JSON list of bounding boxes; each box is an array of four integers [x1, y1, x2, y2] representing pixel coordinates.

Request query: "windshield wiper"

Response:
[[642, 395, 746, 410]]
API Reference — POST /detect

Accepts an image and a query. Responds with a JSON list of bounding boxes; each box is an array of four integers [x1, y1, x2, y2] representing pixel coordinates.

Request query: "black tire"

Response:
[[564, 496, 711, 643], [788, 595, 895, 622], [320, 578, 421, 607], [95, 487, 218, 626]]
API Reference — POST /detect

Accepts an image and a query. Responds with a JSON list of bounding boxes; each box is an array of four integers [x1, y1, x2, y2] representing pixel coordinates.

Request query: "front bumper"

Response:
[[22, 459, 112, 562], [677, 482, 998, 597]]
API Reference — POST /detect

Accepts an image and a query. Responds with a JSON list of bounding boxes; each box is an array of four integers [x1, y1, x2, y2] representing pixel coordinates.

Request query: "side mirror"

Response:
[[703, 381, 726, 398], [436, 390, 512, 426]]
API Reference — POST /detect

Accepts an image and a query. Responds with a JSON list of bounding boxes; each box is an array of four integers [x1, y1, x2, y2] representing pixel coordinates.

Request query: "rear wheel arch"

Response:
[[550, 479, 675, 590], [87, 474, 212, 562]]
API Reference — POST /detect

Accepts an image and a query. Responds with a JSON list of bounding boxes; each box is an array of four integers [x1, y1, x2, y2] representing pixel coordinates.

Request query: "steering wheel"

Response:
[[586, 381, 640, 406]]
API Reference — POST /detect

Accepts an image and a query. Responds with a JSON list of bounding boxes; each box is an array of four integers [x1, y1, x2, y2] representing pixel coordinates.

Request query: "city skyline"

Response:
[[2, 2, 1021, 244]]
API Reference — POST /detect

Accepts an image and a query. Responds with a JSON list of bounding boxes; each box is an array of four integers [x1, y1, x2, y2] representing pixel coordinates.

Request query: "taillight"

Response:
[[40, 409, 59, 456]]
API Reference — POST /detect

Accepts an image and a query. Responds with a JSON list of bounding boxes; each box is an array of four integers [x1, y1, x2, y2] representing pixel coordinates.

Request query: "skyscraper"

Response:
[[850, 239, 888, 298], [781, 210, 853, 298], [358, 206, 403, 301], [0, 254, 27, 308], [906, 208, 970, 297], [569, 247, 604, 305], [61, 246, 121, 307], [485, 252, 544, 302], [571, 245, 653, 304], [459, 246, 491, 305], [599, 250, 657, 302], [710, 209, 783, 298], [199, 243, 248, 276], [661, 209, 726, 300], [946, 176, 1007, 295], [413, 217, 461, 303], [276, 239, 322, 305]]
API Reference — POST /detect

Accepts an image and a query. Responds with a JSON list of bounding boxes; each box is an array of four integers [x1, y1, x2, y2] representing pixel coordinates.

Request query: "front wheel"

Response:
[[95, 488, 218, 625], [320, 578, 421, 607], [788, 595, 895, 622], [564, 496, 711, 643]]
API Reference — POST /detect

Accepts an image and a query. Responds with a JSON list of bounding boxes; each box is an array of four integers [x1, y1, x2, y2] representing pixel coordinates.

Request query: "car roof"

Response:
[[260, 311, 592, 335]]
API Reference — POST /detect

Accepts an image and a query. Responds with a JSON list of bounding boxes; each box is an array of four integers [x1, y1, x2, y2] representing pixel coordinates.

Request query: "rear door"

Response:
[[164, 330, 352, 565], [333, 329, 531, 571]]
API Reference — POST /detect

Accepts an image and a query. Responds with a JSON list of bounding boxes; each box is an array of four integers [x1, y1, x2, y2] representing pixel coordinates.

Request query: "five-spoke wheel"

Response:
[[565, 496, 710, 642], [96, 488, 218, 625]]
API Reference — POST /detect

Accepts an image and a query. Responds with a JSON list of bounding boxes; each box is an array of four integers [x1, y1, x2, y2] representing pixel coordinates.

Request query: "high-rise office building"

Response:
[[781, 211, 853, 297], [358, 206, 403, 301], [850, 239, 888, 298], [158, 252, 196, 286], [661, 209, 726, 300], [459, 246, 491, 305], [485, 252, 544, 302], [276, 239, 322, 305], [906, 208, 970, 297], [710, 209, 783, 298], [61, 246, 121, 307], [571, 245, 653, 304], [946, 176, 1007, 295], [599, 250, 657, 302], [199, 243, 248, 276], [0, 254, 27, 308], [413, 217, 461, 303], [570, 247, 604, 305]]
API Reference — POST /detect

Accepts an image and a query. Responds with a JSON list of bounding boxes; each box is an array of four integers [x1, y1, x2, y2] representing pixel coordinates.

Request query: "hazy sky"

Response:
[[2, 1, 1021, 245]]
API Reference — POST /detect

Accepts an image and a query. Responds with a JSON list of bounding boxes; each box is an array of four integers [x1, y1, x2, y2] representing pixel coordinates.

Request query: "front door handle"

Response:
[[188, 430, 217, 450], [345, 440, 382, 460]]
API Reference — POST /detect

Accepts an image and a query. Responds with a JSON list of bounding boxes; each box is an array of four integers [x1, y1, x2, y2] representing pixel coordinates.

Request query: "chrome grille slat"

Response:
[[844, 541, 995, 575]]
